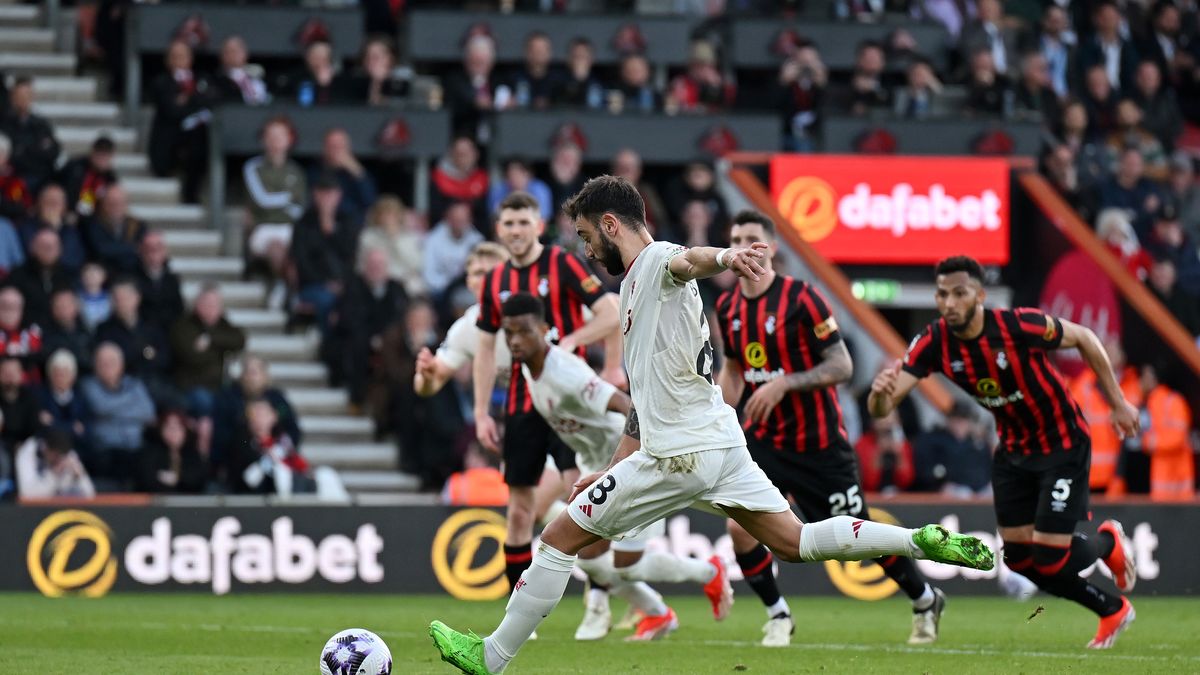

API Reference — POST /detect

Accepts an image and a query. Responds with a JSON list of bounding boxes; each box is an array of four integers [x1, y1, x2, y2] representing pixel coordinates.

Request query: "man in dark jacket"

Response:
[[6, 228, 75, 328], [212, 355, 301, 476], [0, 77, 60, 192], [134, 229, 184, 331], [169, 283, 246, 417], [336, 248, 407, 414], [41, 288, 93, 374], [290, 174, 357, 335], [84, 185, 147, 275], [57, 136, 117, 218], [94, 278, 172, 401], [0, 355, 38, 449]]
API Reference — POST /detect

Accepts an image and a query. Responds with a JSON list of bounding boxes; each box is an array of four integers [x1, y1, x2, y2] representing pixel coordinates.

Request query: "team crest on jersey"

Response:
[[731, 318, 742, 332], [996, 351, 1009, 370], [765, 316, 777, 335], [950, 360, 965, 373], [499, 290, 512, 302], [581, 275, 602, 293], [538, 278, 550, 297]]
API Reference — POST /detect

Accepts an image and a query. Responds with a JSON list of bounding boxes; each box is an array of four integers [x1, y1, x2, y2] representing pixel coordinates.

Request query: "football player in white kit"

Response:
[[430, 176, 995, 675], [502, 292, 734, 643]]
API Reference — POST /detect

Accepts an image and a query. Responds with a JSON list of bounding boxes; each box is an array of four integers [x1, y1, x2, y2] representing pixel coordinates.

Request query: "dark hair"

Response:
[[12, 75, 32, 89], [498, 191, 540, 213], [501, 292, 544, 319], [109, 275, 140, 293], [730, 209, 776, 237], [934, 256, 984, 283], [525, 30, 551, 46], [43, 427, 73, 454], [92, 136, 116, 153], [562, 175, 646, 231], [857, 40, 884, 55], [503, 156, 532, 173], [568, 37, 593, 50]]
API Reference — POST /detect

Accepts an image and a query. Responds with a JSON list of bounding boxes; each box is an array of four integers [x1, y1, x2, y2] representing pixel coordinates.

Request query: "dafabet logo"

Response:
[[430, 509, 509, 601]]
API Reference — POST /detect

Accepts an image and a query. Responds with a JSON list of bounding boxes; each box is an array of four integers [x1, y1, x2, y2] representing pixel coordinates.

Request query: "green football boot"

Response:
[[429, 620, 492, 675], [913, 524, 995, 570]]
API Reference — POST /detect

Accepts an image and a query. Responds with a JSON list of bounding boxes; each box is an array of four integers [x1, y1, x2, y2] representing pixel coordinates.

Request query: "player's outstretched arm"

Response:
[[472, 329, 501, 452], [1060, 319, 1140, 438], [867, 361, 920, 418], [561, 293, 625, 387], [605, 389, 633, 416], [413, 347, 456, 397], [668, 242, 768, 283]]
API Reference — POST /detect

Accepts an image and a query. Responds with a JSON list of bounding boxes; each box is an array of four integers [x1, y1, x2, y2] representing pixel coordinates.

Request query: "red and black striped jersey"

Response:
[[477, 244, 606, 415], [903, 307, 1089, 455], [715, 275, 847, 453]]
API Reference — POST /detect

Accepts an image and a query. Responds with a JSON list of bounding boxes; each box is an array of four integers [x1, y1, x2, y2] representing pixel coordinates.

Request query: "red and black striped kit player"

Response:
[[714, 210, 943, 648], [472, 191, 621, 593], [869, 255, 1141, 650]]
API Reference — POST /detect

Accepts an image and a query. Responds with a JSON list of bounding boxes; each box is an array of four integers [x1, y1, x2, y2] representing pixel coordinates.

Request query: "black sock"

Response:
[[876, 555, 929, 602], [588, 577, 610, 592], [1096, 530, 1116, 560], [503, 543, 533, 592], [1033, 543, 1123, 617], [735, 545, 783, 611]]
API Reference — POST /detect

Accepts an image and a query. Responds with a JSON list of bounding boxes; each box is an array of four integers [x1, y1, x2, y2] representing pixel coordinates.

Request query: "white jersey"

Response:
[[522, 347, 624, 471], [620, 240, 744, 458], [437, 304, 511, 382]]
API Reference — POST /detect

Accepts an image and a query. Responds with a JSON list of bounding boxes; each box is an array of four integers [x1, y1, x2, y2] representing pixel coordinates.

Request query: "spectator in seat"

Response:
[[965, 48, 1012, 116], [6, 228, 75, 328], [443, 34, 499, 142], [134, 229, 184, 330], [545, 142, 584, 234], [1168, 152, 1200, 239], [148, 40, 208, 204], [1043, 145, 1097, 222], [1098, 146, 1162, 234], [95, 278, 172, 399], [612, 148, 671, 239], [169, 284, 246, 418], [81, 343, 155, 488], [136, 409, 206, 494], [894, 58, 944, 120], [834, 0, 885, 22], [1105, 98, 1169, 181], [487, 158, 553, 223], [778, 43, 828, 149], [243, 116, 306, 311], [1144, 200, 1200, 276], [554, 37, 604, 110], [1057, 99, 1110, 189], [429, 136, 488, 229], [1095, 208, 1153, 281], [1138, 1, 1185, 82], [834, 40, 893, 116], [1077, 1, 1140, 92], [356, 195, 425, 297], [960, 0, 1018, 77], [914, 0, 977, 40], [422, 201, 484, 302], [667, 40, 735, 114], [0, 355, 37, 450], [15, 427, 94, 499], [41, 289, 93, 375], [231, 398, 347, 500], [1147, 258, 1200, 335], [206, 35, 270, 106], [1081, 65, 1119, 138], [212, 355, 301, 476], [679, 200, 723, 257], [308, 128, 377, 229], [340, 36, 405, 106], [57, 136, 117, 218], [854, 412, 915, 494], [615, 53, 662, 113], [443, 443, 509, 506], [37, 349, 89, 455], [665, 160, 729, 234], [497, 31, 559, 111], [338, 248, 408, 427], [1031, 4, 1075, 99], [77, 262, 110, 333], [1133, 364, 1195, 500], [0, 287, 42, 375], [1132, 60, 1183, 153], [1014, 52, 1061, 123], [290, 175, 358, 335], [0, 132, 32, 225], [1071, 339, 1139, 493], [282, 39, 340, 106], [84, 185, 147, 275], [20, 183, 85, 274], [0, 77, 61, 193]]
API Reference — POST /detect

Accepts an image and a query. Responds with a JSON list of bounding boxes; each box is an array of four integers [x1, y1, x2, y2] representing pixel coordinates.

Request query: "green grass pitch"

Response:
[[0, 592, 1196, 673]]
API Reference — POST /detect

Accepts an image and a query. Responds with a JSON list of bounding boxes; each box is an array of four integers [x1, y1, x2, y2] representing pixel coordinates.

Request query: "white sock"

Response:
[[611, 580, 668, 617], [576, 552, 617, 587], [767, 597, 791, 618], [913, 584, 935, 611], [483, 544, 576, 673], [617, 551, 716, 584], [587, 587, 609, 608], [798, 516, 920, 562]]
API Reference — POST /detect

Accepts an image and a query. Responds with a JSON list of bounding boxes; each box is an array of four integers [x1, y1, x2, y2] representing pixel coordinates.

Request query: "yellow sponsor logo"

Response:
[[743, 341, 768, 369], [776, 176, 839, 243], [431, 509, 509, 601], [26, 510, 118, 598], [976, 378, 1001, 396], [823, 507, 901, 601]]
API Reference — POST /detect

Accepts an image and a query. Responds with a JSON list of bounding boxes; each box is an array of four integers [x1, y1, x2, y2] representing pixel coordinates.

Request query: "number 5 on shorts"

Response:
[[589, 475, 617, 505]]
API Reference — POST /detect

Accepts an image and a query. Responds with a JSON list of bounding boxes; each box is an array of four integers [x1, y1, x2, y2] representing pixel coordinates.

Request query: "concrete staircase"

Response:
[[1, 6, 418, 496]]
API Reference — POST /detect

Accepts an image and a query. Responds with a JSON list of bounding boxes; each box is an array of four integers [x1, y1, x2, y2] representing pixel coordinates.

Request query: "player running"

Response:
[[472, 192, 624, 594], [714, 210, 944, 647], [430, 176, 994, 675], [867, 255, 1139, 650], [502, 292, 730, 642]]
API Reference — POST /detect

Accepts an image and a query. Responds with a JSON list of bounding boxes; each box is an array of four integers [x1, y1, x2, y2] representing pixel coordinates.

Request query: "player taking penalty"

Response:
[[430, 176, 994, 675], [868, 255, 1139, 650]]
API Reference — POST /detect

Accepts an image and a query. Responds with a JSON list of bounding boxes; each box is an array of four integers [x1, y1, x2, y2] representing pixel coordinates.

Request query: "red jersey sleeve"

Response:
[[559, 251, 606, 307], [714, 291, 738, 359], [476, 266, 502, 334], [1011, 308, 1065, 350], [902, 325, 938, 379], [799, 285, 842, 352]]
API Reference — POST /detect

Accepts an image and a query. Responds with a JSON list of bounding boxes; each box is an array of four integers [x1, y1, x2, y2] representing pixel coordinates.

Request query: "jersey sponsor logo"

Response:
[[976, 378, 1002, 396], [549, 417, 584, 435], [973, 378, 1026, 408], [814, 316, 839, 340], [27, 510, 118, 598], [744, 367, 785, 384], [431, 509, 509, 600], [743, 341, 768, 369]]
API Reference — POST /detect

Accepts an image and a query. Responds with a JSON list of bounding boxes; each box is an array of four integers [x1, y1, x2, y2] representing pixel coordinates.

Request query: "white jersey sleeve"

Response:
[[437, 304, 512, 374], [619, 241, 744, 458]]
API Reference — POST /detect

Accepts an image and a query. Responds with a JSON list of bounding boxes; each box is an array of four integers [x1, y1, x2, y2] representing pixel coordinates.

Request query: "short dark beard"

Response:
[[594, 227, 625, 276], [948, 302, 977, 332]]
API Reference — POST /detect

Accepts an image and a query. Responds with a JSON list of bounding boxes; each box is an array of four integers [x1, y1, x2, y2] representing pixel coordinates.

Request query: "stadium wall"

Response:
[[8, 504, 1194, 599]]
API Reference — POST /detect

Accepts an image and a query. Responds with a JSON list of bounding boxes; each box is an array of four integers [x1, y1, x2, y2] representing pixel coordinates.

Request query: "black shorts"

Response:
[[502, 410, 577, 487], [991, 441, 1091, 534], [746, 435, 870, 521]]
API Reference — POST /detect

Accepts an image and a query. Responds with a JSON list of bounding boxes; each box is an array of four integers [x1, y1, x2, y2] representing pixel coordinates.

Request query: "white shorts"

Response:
[[568, 446, 789, 541], [248, 223, 293, 257]]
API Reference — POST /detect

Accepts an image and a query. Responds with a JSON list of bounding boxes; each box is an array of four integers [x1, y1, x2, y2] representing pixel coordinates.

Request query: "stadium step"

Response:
[[171, 255, 243, 280], [0, 5, 40, 26], [183, 280, 264, 308], [226, 307, 286, 333], [113, 152, 150, 176], [35, 101, 121, 124], [246, 333, 317, 361], [304, 443, 397, 471], [300, 415, 375, 444], [0, 28, 55, 52], [162, 229, 220, 256], [58, 125, 137, 153], [32, 75, 98, 102], [267, 361, 329, 387], [336, 470, 421, 493], [0, 51, 74, 76], [121, 176, 180, 204], [128, 204, 206, 229], [284, 387, 350, 415]]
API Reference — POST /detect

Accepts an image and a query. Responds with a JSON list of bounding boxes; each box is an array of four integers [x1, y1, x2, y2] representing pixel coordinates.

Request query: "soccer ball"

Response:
[[319, 628, 392, 675]]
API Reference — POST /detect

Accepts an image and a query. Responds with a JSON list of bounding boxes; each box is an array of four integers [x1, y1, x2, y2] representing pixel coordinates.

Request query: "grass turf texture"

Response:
[[0, 593, 1196, 673]]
